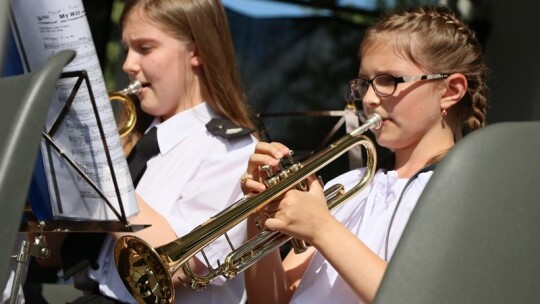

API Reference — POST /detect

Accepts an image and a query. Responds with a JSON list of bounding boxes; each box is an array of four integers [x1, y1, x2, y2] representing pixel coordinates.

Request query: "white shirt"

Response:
[[90, 102, 257, 303], [291, 168, 433, 304]]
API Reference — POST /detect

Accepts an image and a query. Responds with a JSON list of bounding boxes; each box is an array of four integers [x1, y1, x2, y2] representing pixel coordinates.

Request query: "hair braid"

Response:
[[361, 6, 489, 139], [426, 6, 489, 135]]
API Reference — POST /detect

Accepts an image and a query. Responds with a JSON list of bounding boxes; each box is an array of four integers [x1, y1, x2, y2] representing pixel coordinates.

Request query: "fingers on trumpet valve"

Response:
[[250, 142, 291, 172], [254, 142, 290, 160], [242, 142, 292, 193], [254, 201, 280, 230], [254, 211, 270, 231]]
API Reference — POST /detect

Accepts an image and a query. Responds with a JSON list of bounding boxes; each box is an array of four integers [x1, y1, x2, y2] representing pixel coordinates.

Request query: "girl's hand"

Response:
[[263, 176, 332, 244], [240, 142, 290, 194]]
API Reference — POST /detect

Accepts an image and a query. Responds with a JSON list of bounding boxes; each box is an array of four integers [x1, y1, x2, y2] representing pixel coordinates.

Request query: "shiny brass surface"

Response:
[[109, 81, 141, 138], [114, 113, 382, 304]]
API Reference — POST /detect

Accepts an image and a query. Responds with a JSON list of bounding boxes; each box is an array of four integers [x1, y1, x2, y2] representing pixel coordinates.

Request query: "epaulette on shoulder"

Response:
[[205, 118, 254, 139]]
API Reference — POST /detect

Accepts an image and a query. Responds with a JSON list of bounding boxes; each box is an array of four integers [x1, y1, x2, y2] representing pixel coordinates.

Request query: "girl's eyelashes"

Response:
[[127, 43, 153, 55], [121, 40, 153, 55], [139, 45, 152, 54]]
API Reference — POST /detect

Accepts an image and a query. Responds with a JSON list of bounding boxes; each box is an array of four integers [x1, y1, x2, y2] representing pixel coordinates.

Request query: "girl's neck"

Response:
[[391, 120, 456, 178], [393, 136, 454, 178], [393, 149, 448, 178]]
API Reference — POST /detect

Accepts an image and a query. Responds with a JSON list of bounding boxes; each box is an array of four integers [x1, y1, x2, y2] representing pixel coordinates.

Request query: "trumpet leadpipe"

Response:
[[113, 113, 382, 304]]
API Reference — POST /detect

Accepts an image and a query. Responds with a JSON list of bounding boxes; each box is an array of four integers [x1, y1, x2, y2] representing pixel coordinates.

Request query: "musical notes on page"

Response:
[[10, 0, 138, 221]]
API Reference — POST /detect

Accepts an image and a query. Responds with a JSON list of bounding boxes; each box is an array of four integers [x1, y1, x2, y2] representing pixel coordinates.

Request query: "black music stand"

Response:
[[0, 49, 75, 294], [20, 70, 146, 233]]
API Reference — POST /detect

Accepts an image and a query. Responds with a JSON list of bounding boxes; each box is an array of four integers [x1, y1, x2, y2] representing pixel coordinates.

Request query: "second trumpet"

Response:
[[109, 80, 141, 138]]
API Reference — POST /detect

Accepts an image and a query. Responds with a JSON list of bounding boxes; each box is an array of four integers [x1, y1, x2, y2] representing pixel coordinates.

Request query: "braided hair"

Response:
[[360, 6, 488, 140]]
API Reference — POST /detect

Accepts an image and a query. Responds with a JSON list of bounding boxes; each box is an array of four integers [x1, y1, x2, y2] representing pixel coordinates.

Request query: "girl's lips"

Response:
[[377, 116, 391, 127], [139, 83, 150, 95], [370, 112, 388, 123]]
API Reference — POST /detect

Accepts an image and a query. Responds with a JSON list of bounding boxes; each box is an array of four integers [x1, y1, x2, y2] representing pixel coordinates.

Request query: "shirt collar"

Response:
[[148, 102, 218, 155]]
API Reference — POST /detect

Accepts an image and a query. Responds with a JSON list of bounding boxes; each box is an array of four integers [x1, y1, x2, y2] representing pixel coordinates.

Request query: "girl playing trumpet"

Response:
[[241, 6, 488, 303]]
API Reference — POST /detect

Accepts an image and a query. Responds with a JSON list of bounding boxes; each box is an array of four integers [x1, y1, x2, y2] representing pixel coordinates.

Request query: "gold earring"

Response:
[[441, 108, 448, 117]]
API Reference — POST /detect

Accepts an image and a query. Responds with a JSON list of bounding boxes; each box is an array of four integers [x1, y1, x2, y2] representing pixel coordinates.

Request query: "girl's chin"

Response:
[[139, 103, 160, 117], [374, 133, 397, 149]]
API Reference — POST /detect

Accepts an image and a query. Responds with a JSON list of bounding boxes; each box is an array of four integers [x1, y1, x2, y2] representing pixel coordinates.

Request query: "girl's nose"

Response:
[[122, 50, 139, 77], [362, 85, 381, 110]]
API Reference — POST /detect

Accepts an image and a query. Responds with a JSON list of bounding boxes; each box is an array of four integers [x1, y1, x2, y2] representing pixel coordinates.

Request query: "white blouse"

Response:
[[90, 102, 257, 304], [291, 167, 433, 304]]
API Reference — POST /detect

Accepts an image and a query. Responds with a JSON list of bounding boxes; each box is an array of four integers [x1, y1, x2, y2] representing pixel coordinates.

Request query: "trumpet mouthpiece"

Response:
[[366, 113, 382, 130], [120, 80, 142, 95]]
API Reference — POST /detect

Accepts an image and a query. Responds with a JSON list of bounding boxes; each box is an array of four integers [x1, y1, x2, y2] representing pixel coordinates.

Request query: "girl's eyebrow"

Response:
[[123, 36, 158, 46], [358, 69, 404, 78], [357, 72, 368, 78]]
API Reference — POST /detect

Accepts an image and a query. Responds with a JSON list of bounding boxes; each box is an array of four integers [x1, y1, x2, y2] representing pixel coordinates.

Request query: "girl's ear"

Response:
[[189, 43, 202, 67], [441, 73, 467, 109]]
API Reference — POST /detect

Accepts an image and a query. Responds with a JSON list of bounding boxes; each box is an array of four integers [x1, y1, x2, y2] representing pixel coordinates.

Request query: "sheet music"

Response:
[[10, 0, 138, 220]]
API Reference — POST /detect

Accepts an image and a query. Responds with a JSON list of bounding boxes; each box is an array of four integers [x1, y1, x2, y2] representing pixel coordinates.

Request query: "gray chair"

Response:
[[0, 49, 75, 289], [0, 0, 8, 70], [374, 121, 540, 304]]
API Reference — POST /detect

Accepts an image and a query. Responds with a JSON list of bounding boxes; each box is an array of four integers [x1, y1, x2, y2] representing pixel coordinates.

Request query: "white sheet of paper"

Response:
[[10, 0, 138, 220]]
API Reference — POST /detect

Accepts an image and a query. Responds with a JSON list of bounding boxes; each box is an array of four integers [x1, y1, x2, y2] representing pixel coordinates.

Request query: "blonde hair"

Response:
[[120, 0, 255, 130], [360, 6, 488, 139]]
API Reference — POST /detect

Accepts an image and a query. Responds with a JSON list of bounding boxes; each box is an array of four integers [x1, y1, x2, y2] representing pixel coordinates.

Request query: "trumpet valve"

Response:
[[261, 165, 273, 177], [284, 154, 306, 191], [285, 150, 295, 164], [261, 165, 280, 188], [291, 238, 309, 254], [277, 170, 289, 181]]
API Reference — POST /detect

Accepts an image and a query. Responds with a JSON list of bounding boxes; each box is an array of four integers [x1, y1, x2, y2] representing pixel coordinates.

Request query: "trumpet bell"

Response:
[[109, 91, 137, 138], [109, 80, 141, 138], [114, 113, 382, 303], [115, 236, 174, 304]]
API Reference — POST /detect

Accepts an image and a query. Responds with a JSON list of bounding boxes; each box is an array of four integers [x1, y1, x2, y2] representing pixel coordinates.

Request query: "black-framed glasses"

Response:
[[348, 73, 450, 100]]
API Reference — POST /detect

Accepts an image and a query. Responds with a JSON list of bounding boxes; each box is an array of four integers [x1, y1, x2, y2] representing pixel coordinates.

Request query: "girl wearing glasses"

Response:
[[240, 5, 488, 304]]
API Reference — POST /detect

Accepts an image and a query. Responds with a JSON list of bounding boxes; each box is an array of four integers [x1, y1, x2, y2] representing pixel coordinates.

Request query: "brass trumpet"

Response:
[[109, 80, 141, 138], [114, 113, 382, 304]]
